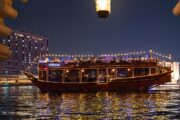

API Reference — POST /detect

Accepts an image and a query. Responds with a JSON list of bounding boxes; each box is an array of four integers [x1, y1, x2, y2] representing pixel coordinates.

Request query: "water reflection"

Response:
[[0, 86, 180, 119]]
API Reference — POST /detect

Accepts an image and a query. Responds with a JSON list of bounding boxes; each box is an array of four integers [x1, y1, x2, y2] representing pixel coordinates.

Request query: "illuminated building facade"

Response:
[[170, 62, 179, 83], [0, 30, 48, 75], [160, 62, 180, 83]]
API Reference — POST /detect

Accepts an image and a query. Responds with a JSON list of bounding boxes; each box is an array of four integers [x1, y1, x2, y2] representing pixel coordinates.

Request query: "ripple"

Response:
[[0, 86, 179, 119]]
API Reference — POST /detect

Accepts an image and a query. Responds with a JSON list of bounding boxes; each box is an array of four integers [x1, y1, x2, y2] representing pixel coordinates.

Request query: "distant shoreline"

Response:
[[0, 83, 33, 87], [0, 79, 32, 87]]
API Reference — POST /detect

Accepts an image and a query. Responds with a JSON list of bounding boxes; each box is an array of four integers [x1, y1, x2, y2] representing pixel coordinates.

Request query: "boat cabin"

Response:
[[38, 58, 166, 83]]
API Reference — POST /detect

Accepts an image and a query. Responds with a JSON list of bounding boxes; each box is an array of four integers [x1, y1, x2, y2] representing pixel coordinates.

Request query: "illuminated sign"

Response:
[[48, 63, 61, 67]]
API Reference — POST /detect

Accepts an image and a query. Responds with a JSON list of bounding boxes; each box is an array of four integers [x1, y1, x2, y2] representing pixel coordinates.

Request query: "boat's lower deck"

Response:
[[32, 71, 172, 92]]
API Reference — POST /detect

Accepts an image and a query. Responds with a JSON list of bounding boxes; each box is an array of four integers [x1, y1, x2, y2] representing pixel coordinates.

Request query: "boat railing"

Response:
[[71, 59, 158, 67]]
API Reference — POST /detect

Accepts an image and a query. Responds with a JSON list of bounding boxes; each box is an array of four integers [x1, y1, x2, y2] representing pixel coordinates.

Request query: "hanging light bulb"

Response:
[[95, 0, 111, 18]]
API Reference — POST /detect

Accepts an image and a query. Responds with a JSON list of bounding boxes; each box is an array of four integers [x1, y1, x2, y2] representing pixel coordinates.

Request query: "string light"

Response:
[[30, 50, 172, 69]]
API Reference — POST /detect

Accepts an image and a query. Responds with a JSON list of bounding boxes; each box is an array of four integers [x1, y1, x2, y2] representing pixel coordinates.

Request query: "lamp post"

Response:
[[95, 0, 111, 18]]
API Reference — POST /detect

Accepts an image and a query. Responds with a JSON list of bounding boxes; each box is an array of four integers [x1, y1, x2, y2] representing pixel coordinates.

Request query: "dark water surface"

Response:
[[0, 86, 180, 120]]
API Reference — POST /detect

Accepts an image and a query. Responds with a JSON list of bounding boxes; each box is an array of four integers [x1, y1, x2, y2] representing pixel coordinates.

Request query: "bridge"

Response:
[[27, 50, 172, 72]]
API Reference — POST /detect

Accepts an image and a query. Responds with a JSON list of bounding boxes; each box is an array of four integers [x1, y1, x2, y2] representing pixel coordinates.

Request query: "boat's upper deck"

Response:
[[39, 58, 159, 70]]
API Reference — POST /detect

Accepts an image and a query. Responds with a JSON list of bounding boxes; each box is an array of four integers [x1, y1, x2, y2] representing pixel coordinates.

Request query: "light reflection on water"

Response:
[[0, 86, 180, 119]]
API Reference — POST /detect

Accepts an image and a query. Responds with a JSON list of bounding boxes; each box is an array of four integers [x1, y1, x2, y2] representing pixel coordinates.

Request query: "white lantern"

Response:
[[95, 0, 111, 18]]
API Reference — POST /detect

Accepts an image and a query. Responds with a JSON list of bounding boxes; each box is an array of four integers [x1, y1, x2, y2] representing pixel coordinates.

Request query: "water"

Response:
[[0, 86, 180, 120]]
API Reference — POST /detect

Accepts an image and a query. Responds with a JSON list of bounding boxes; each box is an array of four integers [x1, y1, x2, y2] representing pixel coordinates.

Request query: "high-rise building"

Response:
[[0, 30, 48, 75], [160, 62, 180, 83], [169, 62, 179, 83]]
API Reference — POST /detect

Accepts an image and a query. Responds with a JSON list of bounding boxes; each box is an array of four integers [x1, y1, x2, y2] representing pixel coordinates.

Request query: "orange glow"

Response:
[[112, 68, 115, 72], [66, 70, 69, 73]]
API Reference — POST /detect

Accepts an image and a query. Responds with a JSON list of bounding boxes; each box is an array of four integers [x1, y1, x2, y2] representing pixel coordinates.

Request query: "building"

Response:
[[171, 62, 179, 83], [160, 62, 180, 84], [0, 30, 48, 75]]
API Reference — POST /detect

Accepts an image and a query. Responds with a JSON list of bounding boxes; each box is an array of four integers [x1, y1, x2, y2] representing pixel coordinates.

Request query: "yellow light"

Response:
[[21, 0, 29, 4], [81, 69, 85, 73], [66, 70, 69, 73], [95, 0, 111, 18], [112, 68, 115, 72]]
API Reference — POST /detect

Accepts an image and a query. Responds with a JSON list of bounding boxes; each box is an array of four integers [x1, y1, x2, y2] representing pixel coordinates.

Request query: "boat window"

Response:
[[134, 68, 149, 76], [98, 69, 107, 82], [65, 70, 79, 82], [39, 71, 46, 81], [117, 68, 132, 78], [108, 68, 115, 78], [48, 70, 63, 82], [151, 68, 156, 74], [82, 69, 97, 82]]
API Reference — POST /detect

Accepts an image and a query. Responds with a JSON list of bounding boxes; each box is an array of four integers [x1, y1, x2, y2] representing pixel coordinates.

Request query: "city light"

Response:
[[95, 0, 111, 18]]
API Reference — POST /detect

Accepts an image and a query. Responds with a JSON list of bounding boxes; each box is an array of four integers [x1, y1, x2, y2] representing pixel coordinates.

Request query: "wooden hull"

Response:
[[24, 71, 172, 92]]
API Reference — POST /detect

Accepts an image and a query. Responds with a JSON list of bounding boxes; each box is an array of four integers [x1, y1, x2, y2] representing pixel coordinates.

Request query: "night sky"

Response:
[[6, 0, 180, 60]]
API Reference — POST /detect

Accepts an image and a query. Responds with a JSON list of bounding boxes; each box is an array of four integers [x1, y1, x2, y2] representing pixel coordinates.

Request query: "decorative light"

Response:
[[112, 68, 115, 72], [95, 0, 111, 18]]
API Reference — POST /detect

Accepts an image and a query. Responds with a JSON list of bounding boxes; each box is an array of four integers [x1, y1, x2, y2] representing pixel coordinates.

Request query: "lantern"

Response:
[[95, 0, 111, 18]]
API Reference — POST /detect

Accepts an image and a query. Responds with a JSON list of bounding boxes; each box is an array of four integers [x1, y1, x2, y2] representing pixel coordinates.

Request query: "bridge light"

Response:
[[95, 0, 111, 18], [173, 0, 180, 16]]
